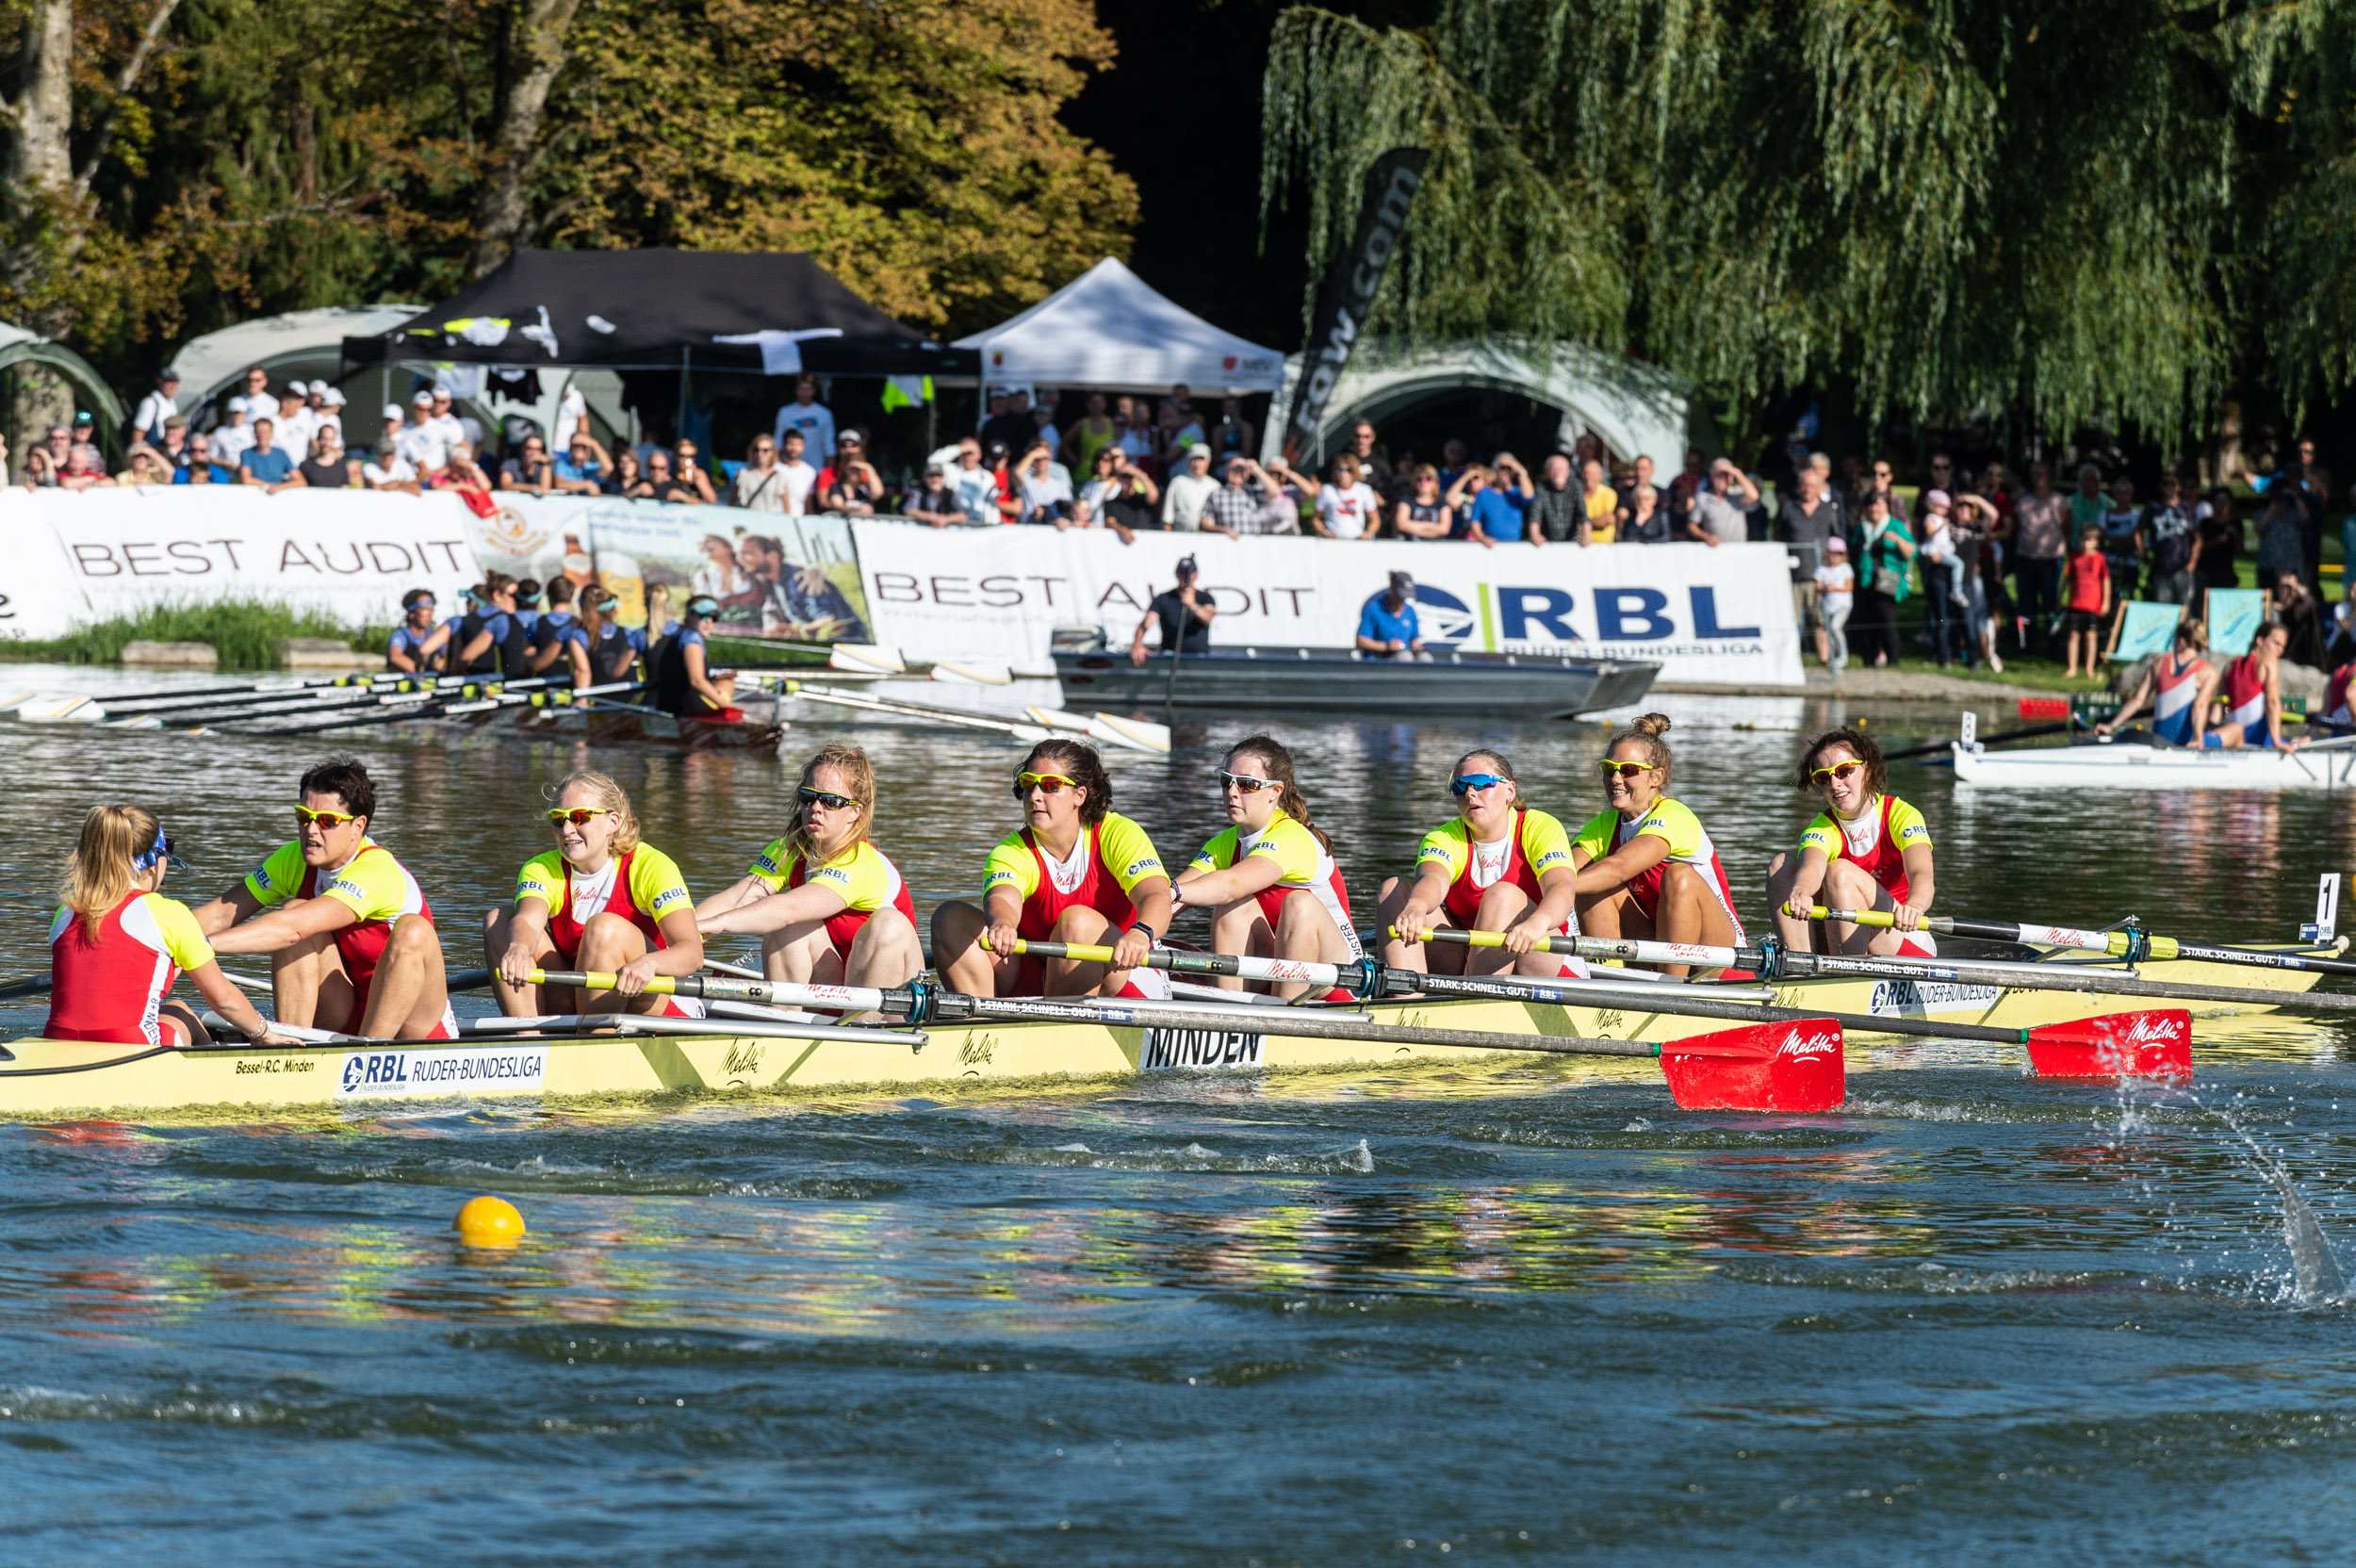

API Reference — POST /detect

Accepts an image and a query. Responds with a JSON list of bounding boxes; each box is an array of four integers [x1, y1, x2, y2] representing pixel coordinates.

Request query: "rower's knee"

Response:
[[575, 911, 646, 967], [1377, 875, 1404, 906], [1824, 859, 1878, 905], [930, 900, 981, 951], [1765, 852, 1791, 888], [1473, 883, 1530, 927], [385, 912, 444, 960], [1053, 906, 1113, 944]]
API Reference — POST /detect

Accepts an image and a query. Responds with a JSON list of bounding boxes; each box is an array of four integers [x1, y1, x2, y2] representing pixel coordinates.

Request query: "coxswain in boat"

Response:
[[2204, 621, 2307, 751], [1768, 727, 1938, 956], [1568, 713, 1746, 977], [43, 806, 297, 1048], [1379, 748, 1585, 978], [190, 759, 457, 1037], [1173, 735, 1361, 999], [695, 743, 923, 989], [522, 578, 593, 687], [578, 586, 645, 686], [487, 770, 706, 1019], [931, 739, 1176, 998], [2100, 618, 2216, 745], [647, 593, 740, 720], [384, 588, 450, 674], [445, 573, 531, 678]]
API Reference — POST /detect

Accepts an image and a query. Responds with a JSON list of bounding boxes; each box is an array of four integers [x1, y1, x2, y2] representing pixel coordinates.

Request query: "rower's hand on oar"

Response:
[[1891, 904, 1926, 933], [1501, 915, 1556, 956], [611, 953, 663, 997], [1393, 906, 1436, 946], [498, 943, 542, 988], [254, 1027, 304, 1047], [1111, 924, 1154, 972], [983, 920, 1023, 967], [1782, 892, 1818, 922]]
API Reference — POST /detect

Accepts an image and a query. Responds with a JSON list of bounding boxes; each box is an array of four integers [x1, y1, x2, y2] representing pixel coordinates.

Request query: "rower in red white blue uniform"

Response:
[[2100, 617, 2216, 746]]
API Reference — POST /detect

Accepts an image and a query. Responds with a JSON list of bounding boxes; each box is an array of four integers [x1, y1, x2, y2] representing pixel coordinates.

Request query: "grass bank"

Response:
[[0, 600, 384, 669]]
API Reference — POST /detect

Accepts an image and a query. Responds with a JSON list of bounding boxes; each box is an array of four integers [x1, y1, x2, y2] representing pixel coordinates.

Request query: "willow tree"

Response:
[[1261, 1, 2250, 443]]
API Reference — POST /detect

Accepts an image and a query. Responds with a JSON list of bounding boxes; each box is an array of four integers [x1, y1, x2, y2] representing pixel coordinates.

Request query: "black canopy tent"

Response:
[[340, 248, 973, 377]]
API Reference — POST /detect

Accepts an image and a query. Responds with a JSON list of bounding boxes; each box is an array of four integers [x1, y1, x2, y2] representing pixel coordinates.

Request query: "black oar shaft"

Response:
[[1401, 969, 2027, 1044]]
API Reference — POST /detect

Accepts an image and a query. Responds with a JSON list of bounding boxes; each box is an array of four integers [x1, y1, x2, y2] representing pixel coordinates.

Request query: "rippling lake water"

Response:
[[2, 667, 2353, 1562]]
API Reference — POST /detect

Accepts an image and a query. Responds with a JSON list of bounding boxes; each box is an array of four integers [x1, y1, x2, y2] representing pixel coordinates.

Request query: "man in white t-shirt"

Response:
[[227, 365, 274, 424], [208, 408, 255, 470], [131, 368, 182, 446], [1315, 455, 1382, 540], [948, 436, 1001, 518], [776, 429, 818, 514], [424, 385, 470, 456], [1161, 443, 1221, 531], [771, 376, 837, 461], [396, 390, 451, 474], [274, 383, 317, 461]]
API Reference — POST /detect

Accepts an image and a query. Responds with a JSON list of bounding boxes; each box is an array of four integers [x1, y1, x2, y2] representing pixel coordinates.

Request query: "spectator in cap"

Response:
[[1129, 554, 1215, 665], [132, 368, 182, 447], [424, 384, 471, 457], [906, 464, 971, 528], [156, 415, 201, 482], [399, 389, 451, 475], [362, 434, 422, 495], [206, 407, 253, 481], [273, 382, 314, 459], [1356, 570, 1427, 660], [1162, 442, 1223, 533], [948, 434, 1002, 519], [819, 430, 884, 514], [380, 403, 405, 450]]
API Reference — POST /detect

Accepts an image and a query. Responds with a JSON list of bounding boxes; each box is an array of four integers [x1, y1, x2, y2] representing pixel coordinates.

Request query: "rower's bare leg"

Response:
[[2211, 721, 2248, 750], [1578, 884, 1660, 975], [759, 921, 833, 984], [269, 907, 352, 1030], [483, 905, 558, 1018], [1272, 890, 1353, 1000], [159, 1000, 205, 1047], [575, 912, 666, 1016], [1206, 898, 1273, 992], [930, 900, 1012, 996], [1653, 861, 1742, 978], [1819, 860, 1895, 956], [1468, 882, 1535, 976], [1047, 906, 1130, 996], [360, 914, 450, 1037], [1765, 853, 1812, 953], [1375, 876, 1422, 973], [843, 906, 923, 991]]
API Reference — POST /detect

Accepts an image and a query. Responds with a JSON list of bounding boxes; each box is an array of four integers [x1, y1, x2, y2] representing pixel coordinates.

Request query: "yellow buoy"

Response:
[[453, 1195, 527, 1247]]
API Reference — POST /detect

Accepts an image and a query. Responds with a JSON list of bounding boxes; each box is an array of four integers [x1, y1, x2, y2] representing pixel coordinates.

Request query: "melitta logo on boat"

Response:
[[1777, 1027, 1841, 1058], [335, 1046, 548, 1098], [1868, 980, 2004, 1016], [1141, 1029, 1266, 1070]]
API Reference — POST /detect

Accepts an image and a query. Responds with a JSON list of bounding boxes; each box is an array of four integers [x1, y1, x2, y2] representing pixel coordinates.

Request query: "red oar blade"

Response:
[[1659, 1022, 1845, 1113], [2024, 1009, 2193, 1081]]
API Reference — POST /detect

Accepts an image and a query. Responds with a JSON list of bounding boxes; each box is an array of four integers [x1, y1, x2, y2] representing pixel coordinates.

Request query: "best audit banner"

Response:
[[849, 521, 1805, 686], [0, 485, 479, 640]]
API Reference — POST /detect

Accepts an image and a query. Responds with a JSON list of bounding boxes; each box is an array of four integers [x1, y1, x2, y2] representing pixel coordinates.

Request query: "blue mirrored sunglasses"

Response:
[[132, 827, 184, 872], [1450, 773, 1508, 796]]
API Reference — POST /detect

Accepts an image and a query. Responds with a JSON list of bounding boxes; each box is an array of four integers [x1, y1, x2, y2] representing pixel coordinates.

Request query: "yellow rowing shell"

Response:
[[0, 951, 2325, 1119]]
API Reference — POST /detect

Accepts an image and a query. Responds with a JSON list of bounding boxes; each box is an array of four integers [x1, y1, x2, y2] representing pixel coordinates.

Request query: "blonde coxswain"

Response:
[[1174, 735, 1362, 999], [1767, 727, 1938, 956], [1567, 713, 1747, 976], [486, 770, 707, 1019], [695, 743, 923, 989], [1379, 748, 1585, 978]]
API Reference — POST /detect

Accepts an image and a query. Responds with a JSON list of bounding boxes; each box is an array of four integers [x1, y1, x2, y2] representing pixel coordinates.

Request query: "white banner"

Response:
[[0, 486, 479, 640], [850, 521, 1803, 686]]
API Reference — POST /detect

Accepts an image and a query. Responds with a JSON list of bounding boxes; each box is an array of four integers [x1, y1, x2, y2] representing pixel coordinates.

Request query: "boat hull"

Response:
[[1954, 740, 2356, 790], [1052, 646, 1660, 718], [0, 952, 2322, 1119], [448, 703, 785, 752]]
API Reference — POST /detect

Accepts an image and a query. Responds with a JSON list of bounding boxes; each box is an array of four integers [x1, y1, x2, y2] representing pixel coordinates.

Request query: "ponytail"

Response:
[[60, 806, 160, 940]]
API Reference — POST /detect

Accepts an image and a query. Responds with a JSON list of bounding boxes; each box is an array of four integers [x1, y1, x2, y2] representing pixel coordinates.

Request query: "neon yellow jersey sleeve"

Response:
[[515, 850, 568, 911], [1888, 797, 1933, 851], [1517, 809, 1574, 877], [1570, 808, 1620, 863], [243, 841, 308, 908], [1250, 815, 1322, 887], [627, 844, 693, 921], [310, 843, 411, 923], [746, 836, 794, 893], [1416, 818, 1471, 882], [139, 892, 215, 971], [797, 841, 895, 912], [1622, 797, 1705, 858], [1798, 809, 1841, 858], [984, 832, 1039, 903], [1098, 812, 1167, 894], [1189, 826, 1243, 874]]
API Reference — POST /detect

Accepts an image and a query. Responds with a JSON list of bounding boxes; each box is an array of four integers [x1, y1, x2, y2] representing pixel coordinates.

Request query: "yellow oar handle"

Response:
[[527, 969, 679, 995], [1390, 925, 1563, 954], [1810, 906, 1896, 928], [982, 936, 1125, 963]]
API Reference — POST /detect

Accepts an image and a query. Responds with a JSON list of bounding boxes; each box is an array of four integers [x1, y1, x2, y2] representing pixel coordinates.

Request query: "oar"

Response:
[[1014, 938, 2191, 1080], [1882, 719, 2073, 763], [0, 973, 52, 1002], [1418, 925, 2356, 1018], [779, 680, 1053, 743], [1809, 906, 2356, 977], [531, 969, 1847, 1112]]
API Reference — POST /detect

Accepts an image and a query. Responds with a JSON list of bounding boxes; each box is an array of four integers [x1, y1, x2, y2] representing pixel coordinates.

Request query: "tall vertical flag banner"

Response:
[[1281, 147, 1429, 466]]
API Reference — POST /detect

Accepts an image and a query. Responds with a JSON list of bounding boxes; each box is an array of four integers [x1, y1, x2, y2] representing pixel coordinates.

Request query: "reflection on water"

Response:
[[3, 672, 2356, 1557]]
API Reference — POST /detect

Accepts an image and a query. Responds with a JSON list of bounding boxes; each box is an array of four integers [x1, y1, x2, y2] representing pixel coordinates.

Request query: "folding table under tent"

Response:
[[950, 257, 1285, 394]]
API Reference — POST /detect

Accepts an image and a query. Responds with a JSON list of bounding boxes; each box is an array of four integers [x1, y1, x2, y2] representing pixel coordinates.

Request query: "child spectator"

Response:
[[1814, 534, 1855, 678], [2064, 524, 2113, 679]]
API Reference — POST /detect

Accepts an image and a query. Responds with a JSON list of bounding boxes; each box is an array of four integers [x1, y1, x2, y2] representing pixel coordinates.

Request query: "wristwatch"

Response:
[[1126, 919, 1158, 945]]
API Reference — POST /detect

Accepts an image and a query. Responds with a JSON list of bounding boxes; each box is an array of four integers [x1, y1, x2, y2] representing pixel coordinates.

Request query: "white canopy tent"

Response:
[[952, 258, 1285, 393], [169, 304, 423, 406]]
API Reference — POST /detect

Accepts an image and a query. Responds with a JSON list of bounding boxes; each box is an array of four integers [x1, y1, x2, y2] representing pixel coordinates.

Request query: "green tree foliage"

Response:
[[1260, 0, 2349, 440], [0, 0, 1135, 372]]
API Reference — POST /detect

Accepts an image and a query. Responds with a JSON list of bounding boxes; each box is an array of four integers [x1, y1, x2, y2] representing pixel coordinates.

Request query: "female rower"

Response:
[[487, 770, 707, 1018], [2206, 620, 2306, 751], [1567, 713, 1746, 975], [1175, 736, 1361, 998], [931, 739, 1175, 998], [1767, 727, 1937, 956], [2099, 617, 2215, 745], [577, 585, 645, 686], [385, 588, 449, 674], [1380, 748, 1583, 978], [695, 743, 922, 988], [45, 806, 295, 1047]]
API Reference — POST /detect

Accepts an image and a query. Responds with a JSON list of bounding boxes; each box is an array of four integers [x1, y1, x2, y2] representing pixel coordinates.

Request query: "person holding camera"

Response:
[[1013, 441, 1076, 528], [1076, 446, 1156, 543]]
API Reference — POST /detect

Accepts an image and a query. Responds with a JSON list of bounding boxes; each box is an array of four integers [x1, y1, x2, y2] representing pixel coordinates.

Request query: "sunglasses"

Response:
[[1596, 760, 1659, 779], [1450, 773, 1509, 796], [796, 787, 859, 811], [1218, 770, 1277, 794], [1811, 760, 1868, 784], [132, 830, 175, 873], [1014, 772, 1078, 797], [293, 804, 360, 829], [547, 807, 614, 826]]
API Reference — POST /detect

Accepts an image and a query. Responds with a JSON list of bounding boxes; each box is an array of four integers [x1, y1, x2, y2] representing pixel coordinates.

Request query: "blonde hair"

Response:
[[1604, 711, 1675, 791], [551, 770, 641, 855], [61, 805, 160, 940], [1452, 747, 1527, 812], [1227, 735, 1331, 853], [789, 742, 876, 866]]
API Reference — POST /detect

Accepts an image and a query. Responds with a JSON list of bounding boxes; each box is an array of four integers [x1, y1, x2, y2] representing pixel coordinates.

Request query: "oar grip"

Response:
[[528, 969, 684, 996], [1811, 906, 1897, 928]]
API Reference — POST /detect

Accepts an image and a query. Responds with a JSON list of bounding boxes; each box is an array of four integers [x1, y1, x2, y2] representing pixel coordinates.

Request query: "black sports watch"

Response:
[[1126, 919, 1158, 945]]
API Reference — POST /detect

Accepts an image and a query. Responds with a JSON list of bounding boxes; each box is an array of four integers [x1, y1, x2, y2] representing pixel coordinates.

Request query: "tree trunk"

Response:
[[468, 0, 582, 281], [10, 0, 73, 192]]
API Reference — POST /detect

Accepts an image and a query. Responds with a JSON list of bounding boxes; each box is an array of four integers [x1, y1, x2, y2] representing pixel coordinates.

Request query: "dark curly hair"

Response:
[[1793, 727, 1886, 795], [1020, 738, 1112, 825]]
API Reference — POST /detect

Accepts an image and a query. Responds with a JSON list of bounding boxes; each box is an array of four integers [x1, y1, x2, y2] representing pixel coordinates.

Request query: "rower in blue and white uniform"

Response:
[[385, 588, 450, 674], [2099, 618, 2215, 746]]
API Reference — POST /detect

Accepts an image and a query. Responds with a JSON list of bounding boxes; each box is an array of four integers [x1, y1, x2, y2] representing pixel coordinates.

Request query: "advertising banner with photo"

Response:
[[0, 485, 480, 641], [850, 521, 1804, 686], [470, 494, 869, 643]]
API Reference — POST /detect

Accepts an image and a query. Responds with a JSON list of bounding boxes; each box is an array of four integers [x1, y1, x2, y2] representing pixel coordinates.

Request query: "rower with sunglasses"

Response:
[[694, 743, 922, 990], [1173, 736, 1361, 1000], [191, 759, 458, 1039], [648, 593, 739, 720], [45, 805, 297, 1048], [1567, 712, 1747, 977], [931, 739, 1175, 999], [487, 770, 707, 1020], [1766, 726, 1938, 956], [1378, 748, 1586, 980]]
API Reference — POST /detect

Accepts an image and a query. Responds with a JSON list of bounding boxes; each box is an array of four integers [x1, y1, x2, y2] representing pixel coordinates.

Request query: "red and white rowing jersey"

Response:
[[1187, 810, 1363, 961], [45, 891, 212, 1045], [1799, 793, 1937, 956]]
